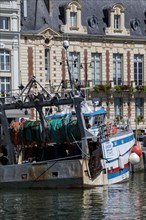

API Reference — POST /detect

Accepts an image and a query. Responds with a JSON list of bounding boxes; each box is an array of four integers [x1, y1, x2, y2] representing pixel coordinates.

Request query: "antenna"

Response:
[[63, 40, 74, 96]]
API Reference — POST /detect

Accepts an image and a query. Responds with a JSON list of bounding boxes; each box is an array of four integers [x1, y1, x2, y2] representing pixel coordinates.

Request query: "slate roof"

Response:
[[21, 0, 146, 38]]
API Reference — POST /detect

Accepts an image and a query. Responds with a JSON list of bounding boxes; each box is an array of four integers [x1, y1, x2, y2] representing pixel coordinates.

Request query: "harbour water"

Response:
[[0, 172, 146, 220]]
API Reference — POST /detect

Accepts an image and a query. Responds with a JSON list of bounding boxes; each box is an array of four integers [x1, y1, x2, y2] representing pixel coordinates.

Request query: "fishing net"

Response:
[[47, 114, 81, 143], [10, 114, 81, 145]]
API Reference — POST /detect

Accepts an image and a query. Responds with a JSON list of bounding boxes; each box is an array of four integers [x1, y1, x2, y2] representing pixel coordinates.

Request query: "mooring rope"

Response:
[[71, 133, 90, 158]]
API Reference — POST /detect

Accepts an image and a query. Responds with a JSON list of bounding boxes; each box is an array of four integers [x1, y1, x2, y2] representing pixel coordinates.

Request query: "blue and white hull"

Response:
[[99, 131, 135, 185]]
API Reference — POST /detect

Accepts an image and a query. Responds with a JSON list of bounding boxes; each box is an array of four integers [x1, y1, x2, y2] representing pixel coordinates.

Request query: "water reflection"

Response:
[[0, 173, 146, 220]]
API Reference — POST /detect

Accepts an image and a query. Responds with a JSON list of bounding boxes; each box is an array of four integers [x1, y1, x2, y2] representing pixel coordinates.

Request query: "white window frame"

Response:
[[134, 55, 143, 86], [113, 54, 123, 85], [0, 49, 11, 71], [91, 53, 102, 85], [0, 16, 10, 30], [0, 77, 11, 94]]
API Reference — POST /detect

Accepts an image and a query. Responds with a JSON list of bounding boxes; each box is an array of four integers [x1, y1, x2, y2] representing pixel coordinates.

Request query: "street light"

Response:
[[63, 40, 74, 96], [63, 40, 69, 49]]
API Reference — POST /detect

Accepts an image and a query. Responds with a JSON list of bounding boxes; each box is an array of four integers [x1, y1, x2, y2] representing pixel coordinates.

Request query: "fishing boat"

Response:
[[0, 41, 138, 189]]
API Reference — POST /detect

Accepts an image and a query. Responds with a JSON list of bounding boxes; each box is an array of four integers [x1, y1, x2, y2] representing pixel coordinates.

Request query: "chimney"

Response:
[[23, 0, 27, 18], [48, 0, 53, 16]]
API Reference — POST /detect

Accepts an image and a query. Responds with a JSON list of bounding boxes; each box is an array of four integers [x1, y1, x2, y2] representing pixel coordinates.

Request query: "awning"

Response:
[[83, 108, 106, 117]]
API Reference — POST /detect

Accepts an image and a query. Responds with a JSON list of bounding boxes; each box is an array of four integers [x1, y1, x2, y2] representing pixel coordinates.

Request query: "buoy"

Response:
[[131, 145, 142, 157], [111, 125, 118, 135], [129, 152, 140, 165]]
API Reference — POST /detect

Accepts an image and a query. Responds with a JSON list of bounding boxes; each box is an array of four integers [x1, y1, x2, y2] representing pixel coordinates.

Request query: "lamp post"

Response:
[[63, 40, 74, 96]]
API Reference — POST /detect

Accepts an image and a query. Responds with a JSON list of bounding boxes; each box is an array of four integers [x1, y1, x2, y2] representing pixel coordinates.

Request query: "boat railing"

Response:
[[105, 116, 132, 138], [115, 116, 131, 131], [109, 115, 131, 132], [97, 124, 109, 141]]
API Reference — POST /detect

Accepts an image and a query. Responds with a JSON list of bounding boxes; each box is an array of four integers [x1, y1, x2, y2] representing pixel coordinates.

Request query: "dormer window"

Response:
[[59, 1, 87, 34], [105, 4, 130, 36]]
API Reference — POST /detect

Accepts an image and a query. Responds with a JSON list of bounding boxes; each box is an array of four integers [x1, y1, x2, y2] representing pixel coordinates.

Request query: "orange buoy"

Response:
[[106, 125, 118, 136], [131, 145, 142, 157], [111, 125, 118, 135]]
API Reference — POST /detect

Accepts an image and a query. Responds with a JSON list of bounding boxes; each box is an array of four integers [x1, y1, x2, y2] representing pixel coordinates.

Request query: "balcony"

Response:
[[113, 85, 134, 93], [135, 85, 146, 93], [94, 84, 111, 93], [49, 80, 146, 97], [92, 81, 146, 94]]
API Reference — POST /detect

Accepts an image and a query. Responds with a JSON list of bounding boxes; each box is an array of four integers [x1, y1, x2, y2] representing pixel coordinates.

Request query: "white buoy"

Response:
[[129, 152, 140, 165]]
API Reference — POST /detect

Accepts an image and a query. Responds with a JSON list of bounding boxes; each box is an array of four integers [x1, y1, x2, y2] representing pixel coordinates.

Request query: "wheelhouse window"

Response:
[[91, 53, 102, 86], [134, 55, 143, 86], [93, 115, 105, 126], [0, 17, 10, 30], [70, 12, 77, 28], [113, 54, 123, 85], [135, 98, 144, 117], [0, 77, 11, 94], [69, 52, 80, 82], [114, 97, 123, 116], [0, 49, 11, 71]]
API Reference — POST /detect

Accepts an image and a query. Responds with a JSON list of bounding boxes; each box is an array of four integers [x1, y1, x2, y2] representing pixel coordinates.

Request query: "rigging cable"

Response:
[[29, 154, 82, 188], [71, 133, 90, 158]]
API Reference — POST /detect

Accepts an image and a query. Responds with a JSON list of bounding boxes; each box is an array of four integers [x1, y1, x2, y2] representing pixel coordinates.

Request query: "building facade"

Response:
[[20, 0, 146, 128], [0, 0, 21, 93]]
